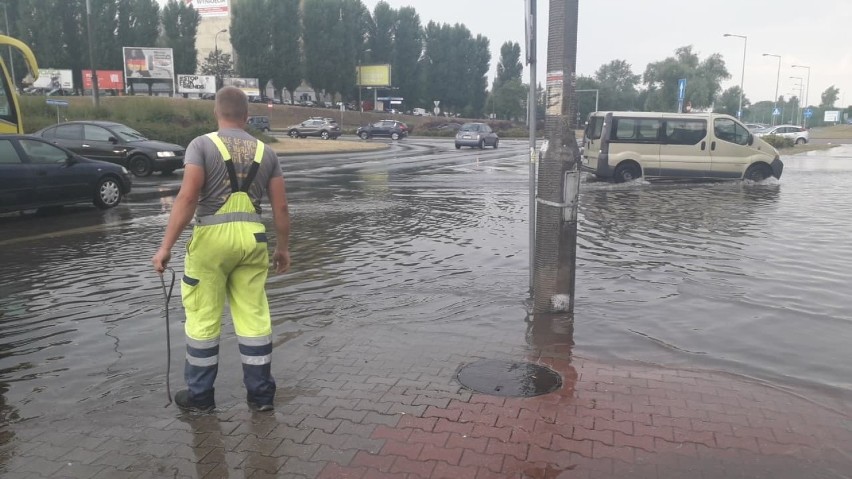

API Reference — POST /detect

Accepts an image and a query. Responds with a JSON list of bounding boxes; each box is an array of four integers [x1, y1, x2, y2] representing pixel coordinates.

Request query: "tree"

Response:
[[820, 85, 839, 108], [230, 0, 274, 97], [490, 79, 526, 120], [303, 0, 344, 100], [162, 0, 200, 75], [269, 0, 301, 103], [392, 7, 423, 108], [199, 50, 235, 87], [422, 22, 490, 116], [367, 1, 395, 64], [575, 75, 600, 123], [116, 0, 159, 48], [714, 86, 749, 117], [594, 59, 640, 111], [494, 41, 522, 89], [642, 46, 730, 111]]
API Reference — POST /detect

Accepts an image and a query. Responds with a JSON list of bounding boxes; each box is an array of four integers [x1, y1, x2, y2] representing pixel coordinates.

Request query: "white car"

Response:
[[755, 124, 809, 145]]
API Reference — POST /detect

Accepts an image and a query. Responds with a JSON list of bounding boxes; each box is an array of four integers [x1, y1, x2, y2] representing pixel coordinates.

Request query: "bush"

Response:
[[761, 134, 794, 149], [19, 96, 276, 146]]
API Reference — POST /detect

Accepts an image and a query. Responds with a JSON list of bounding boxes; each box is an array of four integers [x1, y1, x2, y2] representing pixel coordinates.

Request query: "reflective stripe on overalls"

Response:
[[180, 133, 276, 406]]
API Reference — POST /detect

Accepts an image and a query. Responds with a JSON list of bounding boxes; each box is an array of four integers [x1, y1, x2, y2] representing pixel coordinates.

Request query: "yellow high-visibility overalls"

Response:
[[180, 133, 275, 407]]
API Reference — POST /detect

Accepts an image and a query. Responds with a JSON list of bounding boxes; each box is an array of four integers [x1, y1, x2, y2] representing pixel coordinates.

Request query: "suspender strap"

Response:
[[241, 142, 265, 192]]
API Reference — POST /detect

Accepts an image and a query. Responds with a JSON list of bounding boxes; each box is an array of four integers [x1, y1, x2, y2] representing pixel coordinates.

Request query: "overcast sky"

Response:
[[361, 0, 852, 107]]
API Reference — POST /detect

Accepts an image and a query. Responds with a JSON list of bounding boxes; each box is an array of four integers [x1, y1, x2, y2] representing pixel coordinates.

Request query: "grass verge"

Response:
[[268, 137, 388, 155]]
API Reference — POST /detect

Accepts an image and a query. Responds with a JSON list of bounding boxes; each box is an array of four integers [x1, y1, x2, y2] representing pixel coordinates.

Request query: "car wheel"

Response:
[[613, 162, 641, 183], [321, 131, 330, 140], [795, 137, 806, 145], [391, 132, 400, 140], [493, 139, 499, 149], [744, 163, 772, 182], [129, 155, 153, 177], [94, 176, 122, 209], [478, 139, 485, 149], [455, 144, 461, 150], [288, 129, 299, 138], [359, 132, 369, 140]]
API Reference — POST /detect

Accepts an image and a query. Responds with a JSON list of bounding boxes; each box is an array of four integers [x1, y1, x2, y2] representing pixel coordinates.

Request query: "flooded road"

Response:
[[1, 138, 851, 429]]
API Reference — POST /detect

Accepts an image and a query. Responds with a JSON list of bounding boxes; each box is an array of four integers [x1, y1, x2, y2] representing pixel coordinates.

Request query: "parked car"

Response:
[[455, 123, 499, 149], [755, 124, 809, 144], [0, 135, 132, 213], [356, 120, 409, 140], [286, 117, 341, 140], [247, 115, 271, 132], [33, 121, 185, 177]]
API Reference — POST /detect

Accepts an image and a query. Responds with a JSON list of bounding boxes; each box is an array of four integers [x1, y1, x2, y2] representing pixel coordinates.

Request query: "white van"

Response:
[[582, 112, 783, 182]]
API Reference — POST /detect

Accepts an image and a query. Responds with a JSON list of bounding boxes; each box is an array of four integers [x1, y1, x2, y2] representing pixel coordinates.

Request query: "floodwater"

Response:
[[1, 140, 851, 428]]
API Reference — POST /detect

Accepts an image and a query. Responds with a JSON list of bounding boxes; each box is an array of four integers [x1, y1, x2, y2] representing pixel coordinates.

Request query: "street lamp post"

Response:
[[763, 53, 781, 126], [790, 76, 803, 125], [724, 33, 747, 119], [214, 28, 227, 91], [792, 64, 811, 127], [85, 0, 99, 107], [576, 88, 599, 114]]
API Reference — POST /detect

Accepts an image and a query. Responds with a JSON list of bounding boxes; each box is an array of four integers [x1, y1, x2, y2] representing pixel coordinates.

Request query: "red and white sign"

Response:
[[83, 70, 124, 91], [185, 0, 229, 17]]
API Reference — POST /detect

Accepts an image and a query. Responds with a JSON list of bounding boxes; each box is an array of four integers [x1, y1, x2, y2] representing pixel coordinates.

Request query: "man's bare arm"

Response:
[[152, 164, 205, 273], [268, 176, 291, 273]]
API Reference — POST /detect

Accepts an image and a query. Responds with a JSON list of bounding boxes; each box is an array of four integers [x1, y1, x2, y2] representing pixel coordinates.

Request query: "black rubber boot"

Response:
[[175, 389, 215, 413], [246, 394, 273, 412]]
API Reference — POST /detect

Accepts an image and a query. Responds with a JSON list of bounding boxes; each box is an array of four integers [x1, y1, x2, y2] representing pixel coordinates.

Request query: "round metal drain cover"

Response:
[[457, 360, 562, 397]]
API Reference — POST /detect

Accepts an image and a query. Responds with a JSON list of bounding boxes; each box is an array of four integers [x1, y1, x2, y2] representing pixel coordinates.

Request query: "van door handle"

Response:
[[701, 141, 706, 151], [711, 141, 716, 151], [82, 144, 91, 148]]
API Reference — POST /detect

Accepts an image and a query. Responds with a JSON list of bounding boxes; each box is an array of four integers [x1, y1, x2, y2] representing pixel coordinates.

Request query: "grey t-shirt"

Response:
[[184, 128, 283, 217]]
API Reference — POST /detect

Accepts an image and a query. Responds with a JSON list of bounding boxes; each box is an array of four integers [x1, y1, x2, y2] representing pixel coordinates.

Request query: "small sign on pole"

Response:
[[677, 78, 687, 113], [772, 108, 781, 117], [45, 99, 69, 124], [804, 108, 813, 119]]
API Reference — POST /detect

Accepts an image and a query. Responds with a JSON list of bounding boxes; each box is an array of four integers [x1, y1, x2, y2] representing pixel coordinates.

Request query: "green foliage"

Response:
[[761, 135, 794, 149], [422, 22, 490, 117], [162, 0, 200, 75], [231, 0, 275, 97], [367, 1, 396, 63], [495, 42, 522, 89], [199, 50, 235, 86], [643, 46, 730, 111], [269, 0, 302, 102], [303, 0, 344, 98], [489, 79, 526, 120], [714, 86, 749, 117], [392, 7, 423, 108], [820, 85, 840, 109]]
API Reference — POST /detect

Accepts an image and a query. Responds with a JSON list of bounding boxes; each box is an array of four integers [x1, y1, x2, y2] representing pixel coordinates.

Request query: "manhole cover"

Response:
[[456, 360, 562, 397]]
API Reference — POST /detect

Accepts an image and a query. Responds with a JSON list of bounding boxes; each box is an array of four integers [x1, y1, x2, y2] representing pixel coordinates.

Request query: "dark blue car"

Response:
[[0, 135, 132, 214]]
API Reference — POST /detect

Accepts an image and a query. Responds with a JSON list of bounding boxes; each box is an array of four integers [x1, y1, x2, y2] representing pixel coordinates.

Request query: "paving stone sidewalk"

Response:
[[2, 318, 851, 479]]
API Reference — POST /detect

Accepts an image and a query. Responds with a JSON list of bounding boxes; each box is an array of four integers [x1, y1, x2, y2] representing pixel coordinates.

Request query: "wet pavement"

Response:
[[1, 138, 851, 478]]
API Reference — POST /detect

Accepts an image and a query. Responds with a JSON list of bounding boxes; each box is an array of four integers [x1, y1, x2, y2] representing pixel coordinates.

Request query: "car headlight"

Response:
[[157, 151, 176, 158], [121, 167, 129, 174]]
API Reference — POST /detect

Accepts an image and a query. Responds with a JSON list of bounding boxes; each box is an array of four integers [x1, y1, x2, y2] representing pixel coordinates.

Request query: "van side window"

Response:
[[664, 120, 707, 145], [714, 118, 749, 146], [613, 118, 660, 142]]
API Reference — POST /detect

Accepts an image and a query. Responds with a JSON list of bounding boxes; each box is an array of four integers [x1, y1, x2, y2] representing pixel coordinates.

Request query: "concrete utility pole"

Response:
[[533, 0, 581, 314], [85, 0, 99, 107], [525, 0, 537, 294]]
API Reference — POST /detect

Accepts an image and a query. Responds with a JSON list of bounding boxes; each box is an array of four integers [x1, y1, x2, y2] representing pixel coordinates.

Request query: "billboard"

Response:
[[357, 64, 392, 87], [223, 77, 260, 96], [32, 69, 74, 90], [185, 0, 229, 17], [825, 110, 840, 123], [123, 47, 175, 80], [83, 70, 124, 90], [177, 74, 216, 94]]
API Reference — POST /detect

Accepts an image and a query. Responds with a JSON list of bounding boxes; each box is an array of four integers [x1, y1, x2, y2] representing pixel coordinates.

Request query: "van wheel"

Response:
[[613, 162, 641, 183], [744, 163, 772, 182]]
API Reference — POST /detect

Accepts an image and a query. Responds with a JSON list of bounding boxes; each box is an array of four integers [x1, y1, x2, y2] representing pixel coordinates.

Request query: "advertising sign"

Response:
[[824, 110, 840, 123], [123, 47, 175, 81], [185, 0, 229, 17], [32, 69, 74, 90], [83, 70, 124, 90], [223, 77, 260, 96], [177, 74, 216, 94], [357, 64, 392, 87]]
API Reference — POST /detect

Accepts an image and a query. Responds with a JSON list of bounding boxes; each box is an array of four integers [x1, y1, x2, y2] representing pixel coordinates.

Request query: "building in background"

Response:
[[187, 0, 231, 72]]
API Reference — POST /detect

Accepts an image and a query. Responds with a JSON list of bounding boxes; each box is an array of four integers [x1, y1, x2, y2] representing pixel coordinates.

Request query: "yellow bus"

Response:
[[0, 34, 39, 134]]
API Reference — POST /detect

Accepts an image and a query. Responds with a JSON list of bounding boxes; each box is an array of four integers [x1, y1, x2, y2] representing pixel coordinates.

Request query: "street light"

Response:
[[85, 0, 99, 106], [790, 76, 803, 125], [763, 53, 781, 126], [724, 33, 747, 119], [792, 64, 811, 127], [214, 28, 227, 90]]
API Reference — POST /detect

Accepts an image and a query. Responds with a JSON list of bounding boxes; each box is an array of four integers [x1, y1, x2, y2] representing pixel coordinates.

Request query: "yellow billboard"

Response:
[[357, 64, 392, 87]]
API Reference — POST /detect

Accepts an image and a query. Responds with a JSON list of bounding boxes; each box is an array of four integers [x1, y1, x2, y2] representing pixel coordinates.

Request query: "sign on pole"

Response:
[[772, 108, 781, 117], [33, 69, 74, 92], [83, 70, 124, 91], [433, 107, 440, 116], [433, 100, 440, 107], [824, 110, 840, 123], [184, 0, 230, 17], [677, 78, 687, 113], [804, 108, 813, 119], [524, 0, 536, 64], [177, 74, 216, 95], [123, 47, 175, 95]]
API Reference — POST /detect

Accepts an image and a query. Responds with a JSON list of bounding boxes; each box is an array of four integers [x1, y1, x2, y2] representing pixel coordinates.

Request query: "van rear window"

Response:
[[586, 117, 604, 140]]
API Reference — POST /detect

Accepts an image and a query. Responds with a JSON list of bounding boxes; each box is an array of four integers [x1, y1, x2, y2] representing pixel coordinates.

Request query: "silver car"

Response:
[[455, 123, 499, 149]]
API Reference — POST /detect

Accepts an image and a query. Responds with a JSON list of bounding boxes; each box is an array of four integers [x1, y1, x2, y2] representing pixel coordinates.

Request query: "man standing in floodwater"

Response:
[[152, 86, 291, 413]]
